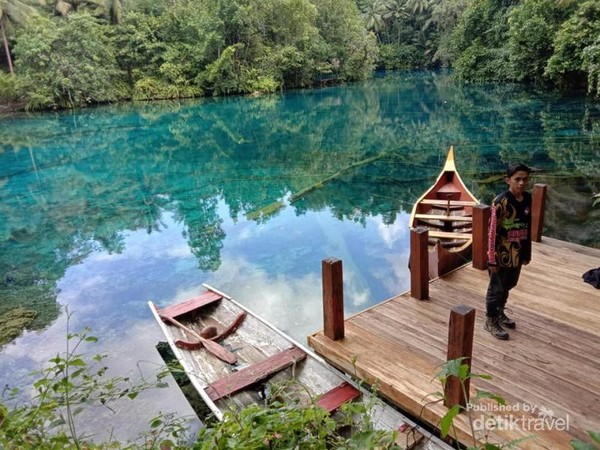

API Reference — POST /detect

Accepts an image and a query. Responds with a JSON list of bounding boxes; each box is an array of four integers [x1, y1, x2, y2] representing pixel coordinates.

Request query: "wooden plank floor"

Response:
[[308, 237, 600, 449]]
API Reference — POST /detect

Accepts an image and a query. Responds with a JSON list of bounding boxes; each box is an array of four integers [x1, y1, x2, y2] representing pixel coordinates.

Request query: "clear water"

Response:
[[1, 70, 599, 440]]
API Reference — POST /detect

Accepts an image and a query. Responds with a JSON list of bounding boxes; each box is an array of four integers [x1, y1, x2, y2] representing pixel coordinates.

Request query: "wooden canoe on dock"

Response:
[[149, 285, 450, 450], [409, 146, 479, 279]]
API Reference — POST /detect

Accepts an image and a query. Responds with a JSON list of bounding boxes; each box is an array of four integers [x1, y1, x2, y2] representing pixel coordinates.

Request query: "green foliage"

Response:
[[3, 0, 600, 103], [358, 0, 439, 68], [1, 0, 376, 108], [195, 380, 400, 450], [453, 39, 510, 83], [439, 0, 600, 96], [197, 44, 243, 96], [13, 13, 123, 109], [0, 71, 20, 99], [430, 0, 470, 66], [378, 43, 421, 70], [449, 0, 515, 82], [582, 39, 600, 96], [133, 77, 201, 101], [152, 0, 223, 85], [112, 12, 167, 86], [546, 1, 600, 90], [507, 0, 575, 83], [315, 0, 378, 80]]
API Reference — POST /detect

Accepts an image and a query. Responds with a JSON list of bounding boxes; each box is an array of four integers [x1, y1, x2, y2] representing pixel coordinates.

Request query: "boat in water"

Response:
[[409, 146, 479, 279], [149, 285, 450, 449]]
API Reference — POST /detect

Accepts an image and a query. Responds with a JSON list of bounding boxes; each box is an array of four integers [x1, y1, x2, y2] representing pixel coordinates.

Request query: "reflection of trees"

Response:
[[175, 197, 225, 272], [538, 102, 600, 247], [1, 71, 600, 338]]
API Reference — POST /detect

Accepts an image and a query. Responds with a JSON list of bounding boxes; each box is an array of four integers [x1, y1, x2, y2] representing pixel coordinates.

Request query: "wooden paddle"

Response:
[[175, 312, 247, 351], [160, 314, 237, 364]]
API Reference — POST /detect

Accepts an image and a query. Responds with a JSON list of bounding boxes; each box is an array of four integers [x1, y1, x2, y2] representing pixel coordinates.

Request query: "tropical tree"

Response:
[[545, 0, 600, 90], [430, 0, 469, 66], [13, 13, 122, 108], [0, 0, 43, 74], [54, 0, 122, 24], [448, 0, 515, 81], [506, 0, 576, 83], [357, 0, 388, 33]]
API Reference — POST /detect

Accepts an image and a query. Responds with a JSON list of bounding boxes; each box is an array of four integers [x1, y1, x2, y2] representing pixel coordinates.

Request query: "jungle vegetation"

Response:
[[0, 0, 600, 111]]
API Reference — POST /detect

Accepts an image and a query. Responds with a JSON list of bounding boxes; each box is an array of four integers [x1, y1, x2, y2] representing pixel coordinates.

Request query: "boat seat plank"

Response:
[[205, 347, 307, 401], [415, 214, 472, 222], [159, 291, 222, 319], [316, 381, 361, 413], [425, 205, 464, 211], [420, 199, 477, 206], [427, 231, 471, 239]]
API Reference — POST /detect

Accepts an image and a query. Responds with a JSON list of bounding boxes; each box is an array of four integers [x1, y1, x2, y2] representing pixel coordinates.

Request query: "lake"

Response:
[[0, 70, 599, 442]]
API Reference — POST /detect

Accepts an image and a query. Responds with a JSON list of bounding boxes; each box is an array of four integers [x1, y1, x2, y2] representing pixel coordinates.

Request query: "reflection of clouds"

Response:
[[87, 213, 192, 263], [375, 213, 410, 248], [343, 269, 371, 308], [369, 212, 412, 297], [378, 248, 411, 296], [164, 244, 194, 259], [204, 256, 323, 343]]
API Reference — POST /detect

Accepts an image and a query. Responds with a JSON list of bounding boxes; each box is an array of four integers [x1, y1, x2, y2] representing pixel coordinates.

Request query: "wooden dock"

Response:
[[308, 237, 600, 449]]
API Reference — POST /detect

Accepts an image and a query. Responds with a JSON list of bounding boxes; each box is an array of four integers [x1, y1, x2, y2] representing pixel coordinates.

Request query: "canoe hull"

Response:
[[429, 240, 472, 279], [409, 146, 479, 279], [149, 285, 450, 449]]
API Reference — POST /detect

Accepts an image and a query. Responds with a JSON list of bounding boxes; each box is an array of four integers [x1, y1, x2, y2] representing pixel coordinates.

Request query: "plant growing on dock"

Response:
[[426, 357, 529, 450], [0, 312, 183, 449]]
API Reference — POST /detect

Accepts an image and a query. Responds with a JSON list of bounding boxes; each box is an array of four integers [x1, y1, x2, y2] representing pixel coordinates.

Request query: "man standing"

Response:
[[485, 163, 532, 340]]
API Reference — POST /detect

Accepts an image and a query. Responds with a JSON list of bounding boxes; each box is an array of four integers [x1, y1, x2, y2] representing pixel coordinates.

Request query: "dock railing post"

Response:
[[410, 227, 429, 300], [445, 305, 475, 409], [322, 258, 344, 340], [472, 204, 490, 270], [531, 183, 547, 243]]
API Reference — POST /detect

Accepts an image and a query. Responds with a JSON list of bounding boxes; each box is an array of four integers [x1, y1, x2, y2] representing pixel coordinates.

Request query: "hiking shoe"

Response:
[[499, 310, 516, 329], [485, 317, 509, 340]]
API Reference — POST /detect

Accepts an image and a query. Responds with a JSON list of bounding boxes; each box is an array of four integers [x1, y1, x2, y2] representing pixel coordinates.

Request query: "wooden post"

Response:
[[472, 204, 490, 270], [444, 305, 476, 409], [531, 183, 547, 243], [322, 258, 344, 340], [410, 227, 429, 300]]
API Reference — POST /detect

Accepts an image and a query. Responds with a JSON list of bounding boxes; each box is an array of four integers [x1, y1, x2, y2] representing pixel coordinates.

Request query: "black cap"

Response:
[[506, 163, 532, 177]]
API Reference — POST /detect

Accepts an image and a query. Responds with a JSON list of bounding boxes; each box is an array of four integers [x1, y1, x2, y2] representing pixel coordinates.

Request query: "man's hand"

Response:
[[523, 260, 530, 266]]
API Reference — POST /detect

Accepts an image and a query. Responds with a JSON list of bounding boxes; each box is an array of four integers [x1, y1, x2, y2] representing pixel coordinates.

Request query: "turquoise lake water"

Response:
[[0, 71, 599, 440]]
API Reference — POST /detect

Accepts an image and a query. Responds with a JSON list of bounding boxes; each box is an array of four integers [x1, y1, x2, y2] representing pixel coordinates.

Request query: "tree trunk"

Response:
[[0, 18, 14, 75]]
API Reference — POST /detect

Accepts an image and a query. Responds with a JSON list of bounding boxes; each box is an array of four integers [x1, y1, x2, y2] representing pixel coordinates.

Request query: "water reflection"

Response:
[[0, 71, 599, 440]]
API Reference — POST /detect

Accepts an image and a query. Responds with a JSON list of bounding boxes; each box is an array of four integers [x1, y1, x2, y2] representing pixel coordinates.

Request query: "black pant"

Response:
[[485, 266, 522, 318]]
